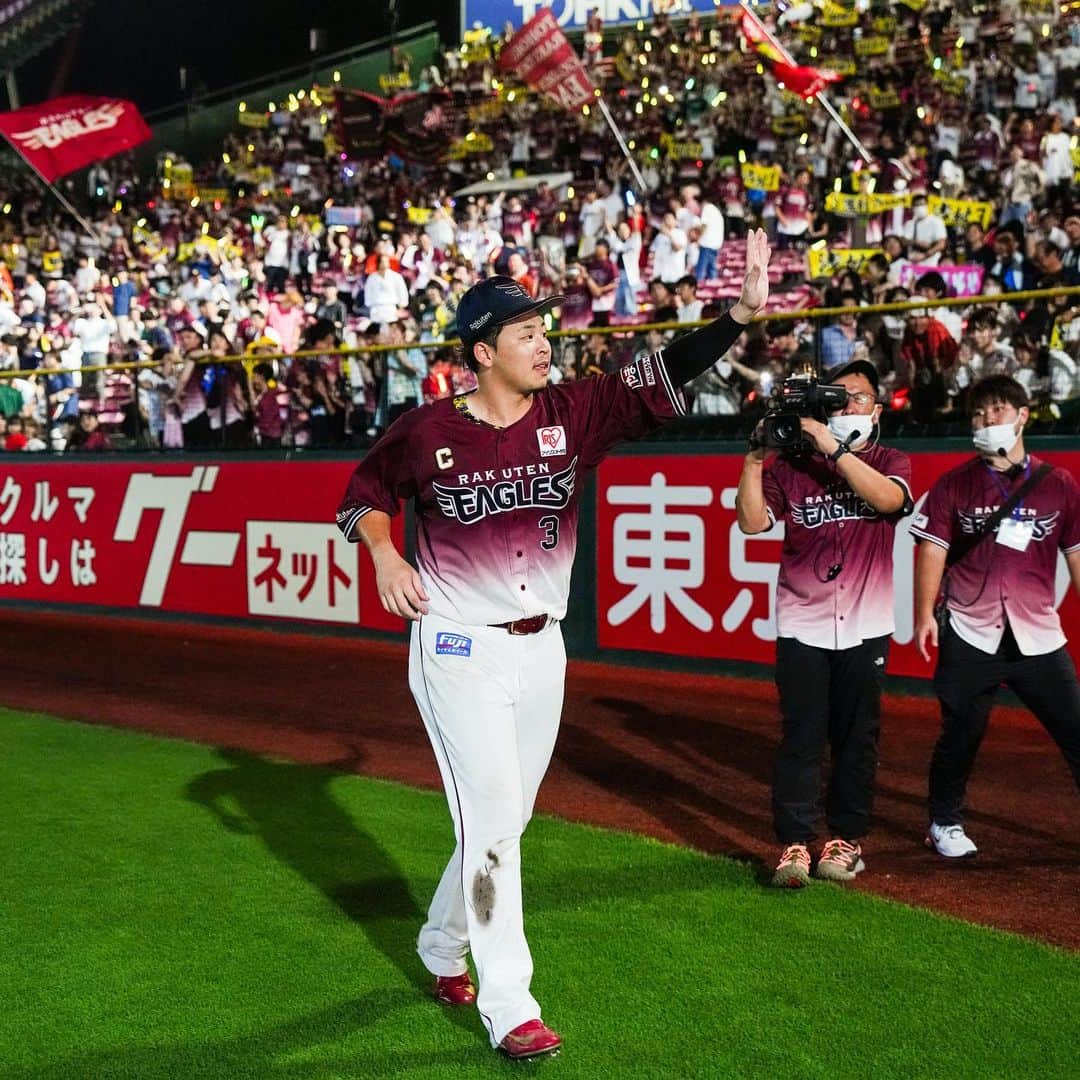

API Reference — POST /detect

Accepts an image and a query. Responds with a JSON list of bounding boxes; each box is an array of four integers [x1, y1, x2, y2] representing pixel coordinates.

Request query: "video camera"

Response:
[[760, 375, 848, 451]]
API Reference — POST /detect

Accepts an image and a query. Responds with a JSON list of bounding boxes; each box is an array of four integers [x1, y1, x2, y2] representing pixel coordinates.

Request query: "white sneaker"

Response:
[[926, 822, 978, 859]]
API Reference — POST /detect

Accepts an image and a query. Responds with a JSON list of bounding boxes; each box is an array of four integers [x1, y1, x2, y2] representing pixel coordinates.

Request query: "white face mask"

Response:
[[828, 413, 874, 450], [973, 420, 1022, 456]]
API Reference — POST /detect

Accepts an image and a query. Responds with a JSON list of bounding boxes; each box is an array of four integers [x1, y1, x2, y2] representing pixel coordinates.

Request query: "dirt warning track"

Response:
[[3, 611, 1076, 950]]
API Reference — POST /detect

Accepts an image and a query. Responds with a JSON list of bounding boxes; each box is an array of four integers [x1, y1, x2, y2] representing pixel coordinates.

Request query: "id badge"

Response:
[[996, 517, 1034, 552]]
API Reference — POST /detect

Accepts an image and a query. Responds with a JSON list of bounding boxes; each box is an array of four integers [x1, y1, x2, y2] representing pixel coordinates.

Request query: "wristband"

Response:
[[829, 443, 850, 463]]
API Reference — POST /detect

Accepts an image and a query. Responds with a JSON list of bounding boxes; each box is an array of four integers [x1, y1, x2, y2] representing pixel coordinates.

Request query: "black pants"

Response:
[[265, 265, 288, 293], [182, 412, 212, 450], [773, 635, 890, 844], [929, 623, 1080, 825]]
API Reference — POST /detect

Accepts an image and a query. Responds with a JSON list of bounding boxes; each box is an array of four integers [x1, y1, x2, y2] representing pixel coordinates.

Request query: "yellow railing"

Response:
[[7, 285, 1079, 382]]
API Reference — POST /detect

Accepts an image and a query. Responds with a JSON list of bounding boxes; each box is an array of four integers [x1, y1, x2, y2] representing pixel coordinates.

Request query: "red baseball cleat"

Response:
[[433, 972, 476, 1006], [500, 1019, 562, 1059]]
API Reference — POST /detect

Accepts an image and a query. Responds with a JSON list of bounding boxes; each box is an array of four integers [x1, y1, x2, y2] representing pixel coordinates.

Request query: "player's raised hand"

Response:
[[732, 228, 771, 322], [374, 549, 430, 621]]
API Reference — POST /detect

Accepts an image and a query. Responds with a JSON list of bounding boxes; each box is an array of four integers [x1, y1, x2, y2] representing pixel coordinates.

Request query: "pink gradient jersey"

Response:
[[763, 444, 913, 650], [337, 353, 686, 625], [911, 455, 1080, 655]]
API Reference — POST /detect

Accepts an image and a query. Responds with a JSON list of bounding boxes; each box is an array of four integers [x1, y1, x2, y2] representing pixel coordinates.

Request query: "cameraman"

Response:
[[735, 359, 913, 888]]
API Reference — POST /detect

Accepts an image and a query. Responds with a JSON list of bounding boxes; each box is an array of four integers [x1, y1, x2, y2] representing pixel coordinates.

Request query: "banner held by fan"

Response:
[[0, 94, 151, 183], [498, 9, 646, 191], [0, 94, 151, 242]]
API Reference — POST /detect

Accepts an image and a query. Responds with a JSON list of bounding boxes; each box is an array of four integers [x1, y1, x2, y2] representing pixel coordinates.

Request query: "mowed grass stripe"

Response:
[[1, 709, 1076, 1080]]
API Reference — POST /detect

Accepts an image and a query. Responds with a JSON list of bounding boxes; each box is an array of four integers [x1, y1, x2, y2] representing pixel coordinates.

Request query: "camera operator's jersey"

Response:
[[763, 444, 912, 649], [336, 355, 685, 626]]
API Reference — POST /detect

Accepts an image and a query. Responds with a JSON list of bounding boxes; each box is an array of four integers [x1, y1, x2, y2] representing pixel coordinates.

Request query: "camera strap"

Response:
[[945, 461, 1051, 569]]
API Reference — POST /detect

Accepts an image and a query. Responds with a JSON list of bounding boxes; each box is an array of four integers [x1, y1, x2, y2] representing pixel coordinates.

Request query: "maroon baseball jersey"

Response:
[[910, 455, 1080, 655], [763, 444, 913, 649], [337, 354, 686, 625]]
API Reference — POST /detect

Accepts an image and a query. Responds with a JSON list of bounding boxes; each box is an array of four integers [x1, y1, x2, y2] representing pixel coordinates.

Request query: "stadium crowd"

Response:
[[0, 0, 1077, 450]]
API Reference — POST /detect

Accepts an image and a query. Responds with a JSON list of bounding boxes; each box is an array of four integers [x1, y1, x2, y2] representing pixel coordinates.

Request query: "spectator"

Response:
[[204, 327, 251, 449], [72, 302, 116, 398], [261, 214, 292, 293], [171, 323, 212, 449], [250, 362, 287, 449], [584, 240, 617, 327], [675, 275, 703, 324], [4, 415, 27, 451], [606, 220, 642, 318], [364, 254, 409, 325], [820, 296, 861, 374], [903, 194, 948, 268], [66, 410, 112, 452], [1000, 144, 1045, 227], [775, 169, 813, 250], [695, 194, 725, 281], [902, 300, 960, 423], [316, 284, 349, 333], [650, 211, 688, 283], [914, 271, 963, 343], [647, 279, 678, 323]]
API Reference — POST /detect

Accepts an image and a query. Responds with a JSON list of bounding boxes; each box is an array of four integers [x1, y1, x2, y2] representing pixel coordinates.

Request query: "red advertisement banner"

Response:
[[0, 460, 402, 632], [596, 451, 1080, 678], [0, 95, 151, 183], [497, 9, 595, 110]]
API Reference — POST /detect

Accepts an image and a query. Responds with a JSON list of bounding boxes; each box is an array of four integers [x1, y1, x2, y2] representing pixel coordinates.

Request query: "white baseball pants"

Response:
[[409, 612, 565, 1046]]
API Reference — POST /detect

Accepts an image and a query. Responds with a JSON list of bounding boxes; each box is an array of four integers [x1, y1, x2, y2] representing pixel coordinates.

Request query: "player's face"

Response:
[[486, 314, 552, 393]]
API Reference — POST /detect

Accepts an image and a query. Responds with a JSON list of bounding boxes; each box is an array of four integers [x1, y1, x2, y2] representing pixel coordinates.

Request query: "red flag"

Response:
[[498, 9, 595, 111], [772, 60, 843, 98], [0, 95, 151, 182], [740, 8, 841, 97], [740, 9, 774, 51]]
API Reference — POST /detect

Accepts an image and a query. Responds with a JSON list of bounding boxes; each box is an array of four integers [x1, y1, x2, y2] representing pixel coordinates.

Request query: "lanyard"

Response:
[[985, 457, 1030, 518]]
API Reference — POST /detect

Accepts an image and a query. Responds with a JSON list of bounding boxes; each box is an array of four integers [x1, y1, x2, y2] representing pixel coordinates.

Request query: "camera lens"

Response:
[[763, 411, 802, 448]]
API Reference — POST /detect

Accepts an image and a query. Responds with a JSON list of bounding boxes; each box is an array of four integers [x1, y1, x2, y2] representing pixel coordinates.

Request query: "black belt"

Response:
[[490, 614, 550, 635]]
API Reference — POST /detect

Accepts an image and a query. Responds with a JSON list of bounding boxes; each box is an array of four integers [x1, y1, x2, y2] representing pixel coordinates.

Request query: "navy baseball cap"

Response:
[[455, 276, 565, 349], [826, 358, 879, 393]]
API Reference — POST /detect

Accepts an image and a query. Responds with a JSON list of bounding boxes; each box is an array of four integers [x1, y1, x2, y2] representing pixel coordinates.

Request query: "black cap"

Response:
[[455, 276, 564, 350], [826, 358, 879, 393]]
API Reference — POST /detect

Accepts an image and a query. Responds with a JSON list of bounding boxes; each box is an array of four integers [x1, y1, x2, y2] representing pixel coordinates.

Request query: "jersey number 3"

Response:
[[539, 515, 560, 550]]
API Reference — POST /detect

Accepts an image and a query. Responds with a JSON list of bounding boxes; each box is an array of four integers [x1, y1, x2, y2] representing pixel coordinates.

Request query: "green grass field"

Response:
[[3, 708, 1078, 1080]]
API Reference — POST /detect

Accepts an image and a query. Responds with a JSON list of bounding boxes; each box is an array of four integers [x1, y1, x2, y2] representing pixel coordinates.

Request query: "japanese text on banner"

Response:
[[807, 247, 883, 279], [740, 163, 781, 191]]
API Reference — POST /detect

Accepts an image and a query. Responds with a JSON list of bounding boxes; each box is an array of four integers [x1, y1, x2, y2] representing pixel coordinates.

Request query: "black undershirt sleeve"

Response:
[[659, 312, 750, 386]]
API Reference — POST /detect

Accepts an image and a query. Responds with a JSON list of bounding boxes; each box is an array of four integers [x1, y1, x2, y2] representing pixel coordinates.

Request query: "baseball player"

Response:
[[336, 230, 772, 1059]]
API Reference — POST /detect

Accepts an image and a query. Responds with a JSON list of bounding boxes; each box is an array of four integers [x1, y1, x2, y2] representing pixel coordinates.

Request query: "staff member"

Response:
[[736, 360, 913, 887], [913, 375, 1080, 858]]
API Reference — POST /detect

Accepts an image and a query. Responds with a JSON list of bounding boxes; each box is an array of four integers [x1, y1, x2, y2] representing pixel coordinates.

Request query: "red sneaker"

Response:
[[433, 973, 476, 1006], [500, 1019, 562, 1059]]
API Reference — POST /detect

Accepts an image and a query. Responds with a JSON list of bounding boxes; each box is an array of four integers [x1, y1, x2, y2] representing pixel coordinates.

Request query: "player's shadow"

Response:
[[7, 990, 496, 1079], [577, 695, 1080, 856], [556, 712, 774, 862], [185, 747, 427, 991]]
